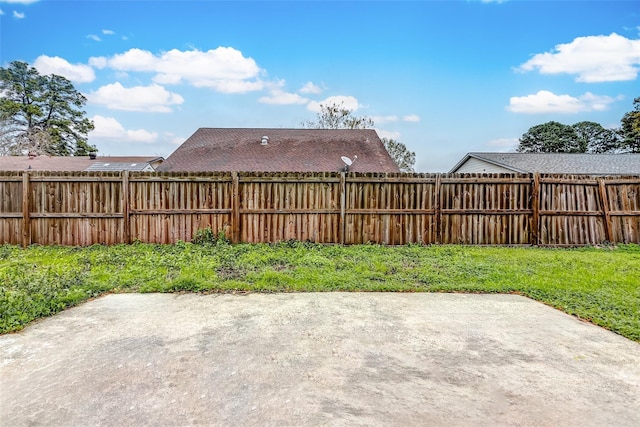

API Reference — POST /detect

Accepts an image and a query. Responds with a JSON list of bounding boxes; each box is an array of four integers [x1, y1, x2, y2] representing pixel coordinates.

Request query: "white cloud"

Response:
[[92, 47, 264, 93], [0, 9, 4, 15], [33, 55, 96, 83], [0, 0, 39, 3], [87, 82, 184, 112], [375, 129, 401, 140], [88, 56, 107, 68], [90, 115, 158, 143], [299, 82, 322, 94], [517, 33, 640, 82], [152, 73, 182, 85], [306, 95, 361, 112], [89, 116, 127, 138], [372, 115, 399, 124], [259, 89, 308, 105], [370, 114, 420, 124], [102, 29, 115, 35], [507, 90, 620, 114], [194, 79, 264, 94], [163, 132, 186, 145], [12, 10, 24, 18], [126, 129, 158, 143], [105, 48, 156, 70], [486, 138, 518, 151], [87, 34, 101, 42]]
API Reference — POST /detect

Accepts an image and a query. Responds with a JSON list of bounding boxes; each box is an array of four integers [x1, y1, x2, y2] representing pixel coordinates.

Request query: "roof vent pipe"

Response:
[[261, 135, 269, 145]]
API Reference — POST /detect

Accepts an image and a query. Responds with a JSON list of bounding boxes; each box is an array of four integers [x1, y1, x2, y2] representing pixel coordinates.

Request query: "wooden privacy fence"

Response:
[[1, 171, 639, 246]]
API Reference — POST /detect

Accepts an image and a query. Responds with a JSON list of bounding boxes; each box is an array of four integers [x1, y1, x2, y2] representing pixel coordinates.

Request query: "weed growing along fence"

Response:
[[0, 171, 638, 246]]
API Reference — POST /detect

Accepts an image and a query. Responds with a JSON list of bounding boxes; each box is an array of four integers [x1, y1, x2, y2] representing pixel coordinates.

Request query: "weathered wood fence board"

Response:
[[606, 179, 640, 243], [539, 176, 604, 245], [1, 171, 639, 246], [239, 172, 340, 243], [439, 176, 532, 245], [128, 174, 233, 244], [345, 175, 437, 244]]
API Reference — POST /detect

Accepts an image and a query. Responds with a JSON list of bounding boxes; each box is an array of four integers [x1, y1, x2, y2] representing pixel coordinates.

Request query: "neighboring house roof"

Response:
[[85, 162, 155, 172], [450, 152, 640, 175], [157, 128, 400, 173], [0, 155, 164, 172]]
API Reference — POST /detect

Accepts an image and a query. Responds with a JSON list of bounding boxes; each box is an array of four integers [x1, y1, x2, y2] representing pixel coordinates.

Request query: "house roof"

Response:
[[85, 162, 154, 172], [0, 155, 164, 172], [157, 128, 400, 173], [450, 152, 640, 175]]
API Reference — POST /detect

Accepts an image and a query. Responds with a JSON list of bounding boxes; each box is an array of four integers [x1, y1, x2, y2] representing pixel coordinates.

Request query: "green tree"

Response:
[[518, 120, 625, 154], [302, 102, 416, 171], [517, 121, 581, 153], [301, 102, 374, 130], [572, 121, 620, 153], [0, 61, 96, 156], [619, 96, 640, 153], [381, 137, 416, 172]]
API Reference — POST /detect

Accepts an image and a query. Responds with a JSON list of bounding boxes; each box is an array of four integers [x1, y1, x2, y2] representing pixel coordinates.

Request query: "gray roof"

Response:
[[85, 161, 153, 172], [158, 128, 400, 173], [0, 156, 164, 172], [451, 152, 640, 175]]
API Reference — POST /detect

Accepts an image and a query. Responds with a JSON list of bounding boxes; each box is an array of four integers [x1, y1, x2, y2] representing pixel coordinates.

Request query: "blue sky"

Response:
[[1, 0, 639, 172]]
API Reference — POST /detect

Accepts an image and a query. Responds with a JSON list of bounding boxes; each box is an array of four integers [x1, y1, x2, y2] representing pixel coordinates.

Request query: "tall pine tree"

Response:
[[0, 61, 96, 156]]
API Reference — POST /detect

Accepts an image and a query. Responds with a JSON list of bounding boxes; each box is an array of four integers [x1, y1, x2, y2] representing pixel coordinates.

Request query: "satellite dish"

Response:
[[341, 156, 353, 166]]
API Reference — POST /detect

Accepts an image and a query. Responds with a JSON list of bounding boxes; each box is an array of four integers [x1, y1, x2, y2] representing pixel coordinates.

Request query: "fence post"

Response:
[[231, 172, 240, 243], [122, 171, 130, 244], [21, 172, 31, 247], [598, 178, 613, 242], [340, 172, 346, 244], [531, 173, 540, 246], [434, 174, 442, 244]]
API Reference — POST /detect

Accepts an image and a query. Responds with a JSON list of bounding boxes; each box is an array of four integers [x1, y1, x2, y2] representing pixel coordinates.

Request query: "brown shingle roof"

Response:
[[157, 128, 400, 173], [0, 156, 164, 171]]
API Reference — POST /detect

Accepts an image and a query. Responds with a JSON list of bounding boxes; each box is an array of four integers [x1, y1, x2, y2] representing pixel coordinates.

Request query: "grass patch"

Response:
[[1, 242, 638, 341]]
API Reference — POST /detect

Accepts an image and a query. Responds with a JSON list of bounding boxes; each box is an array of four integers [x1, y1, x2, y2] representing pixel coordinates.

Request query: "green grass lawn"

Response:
[[1, 242, 639, 341]]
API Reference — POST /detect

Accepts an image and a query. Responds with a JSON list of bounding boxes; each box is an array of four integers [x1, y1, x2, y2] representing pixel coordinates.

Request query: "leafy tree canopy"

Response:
[[572, 121, 620, 153], [517, 97, 640, 154], [0, 61, 96, 156], [381, 138, 416, 172], [517, 121, 620, 154], [619, 96, 640, 153], [302, 102, 416, 172], [517, 121, 581, 153], [301, 102, 374, 130]]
